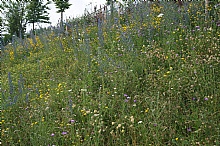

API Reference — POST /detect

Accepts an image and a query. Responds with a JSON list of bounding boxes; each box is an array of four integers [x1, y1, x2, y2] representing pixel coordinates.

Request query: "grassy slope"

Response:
[[1, 1, 220, 146]]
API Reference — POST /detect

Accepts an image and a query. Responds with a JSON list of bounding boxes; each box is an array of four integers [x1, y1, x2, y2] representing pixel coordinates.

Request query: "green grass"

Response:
[[1, 1, 220, 145]]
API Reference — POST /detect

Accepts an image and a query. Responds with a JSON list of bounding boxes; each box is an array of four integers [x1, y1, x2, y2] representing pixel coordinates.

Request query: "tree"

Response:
[[0, 16, 3, 45], [106, 0, 115, 21], [53, 0, 72, 31], [26, 0, 51, 33], [106, 0, 125, 22], [1, 0, 27, 41], [0, 14, 3, 33], [0, 17, 2, 28]]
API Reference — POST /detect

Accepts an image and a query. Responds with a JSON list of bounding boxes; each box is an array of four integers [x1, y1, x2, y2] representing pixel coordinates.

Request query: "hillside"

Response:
[[1, 1, 219, 145]]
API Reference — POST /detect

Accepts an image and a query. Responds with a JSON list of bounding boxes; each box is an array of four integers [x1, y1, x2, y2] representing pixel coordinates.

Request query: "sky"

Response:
[[26, 0, 108, 31]]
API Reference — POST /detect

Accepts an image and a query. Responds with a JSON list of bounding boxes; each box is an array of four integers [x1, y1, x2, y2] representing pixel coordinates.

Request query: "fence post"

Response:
[[205, 0, 209, 21]]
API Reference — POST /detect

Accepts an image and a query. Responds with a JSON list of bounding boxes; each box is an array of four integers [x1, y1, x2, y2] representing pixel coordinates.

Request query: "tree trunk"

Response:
[[33, 22, 35, 32], [61, 12, 64, 32]]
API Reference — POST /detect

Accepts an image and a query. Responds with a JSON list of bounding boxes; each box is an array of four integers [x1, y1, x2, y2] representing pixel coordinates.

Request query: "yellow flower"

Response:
[[145, 108, 149, 113], [40, 94, 43, 99], [175, 137, 178, 141], [9, 51, 14, 61], [122, 26, 128, 31]]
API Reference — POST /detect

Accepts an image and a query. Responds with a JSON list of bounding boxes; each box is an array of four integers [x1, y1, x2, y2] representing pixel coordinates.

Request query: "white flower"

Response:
[[130, 116, 134, 123], [116, 124, 122, 129], [138, 121, 143, 124], [94, 114, 99, 117], [80, 89, 87, 92], [110, 130, 114, 135], [157, 13, 164, 18]]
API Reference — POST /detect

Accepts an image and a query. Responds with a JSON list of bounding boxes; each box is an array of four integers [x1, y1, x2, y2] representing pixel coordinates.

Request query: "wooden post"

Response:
[[111, 0, 114, 23], [205, 0, 209, 21]]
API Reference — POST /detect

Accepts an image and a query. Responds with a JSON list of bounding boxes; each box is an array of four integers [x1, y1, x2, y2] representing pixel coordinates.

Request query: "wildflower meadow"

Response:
[[1, 1, 219, 145]]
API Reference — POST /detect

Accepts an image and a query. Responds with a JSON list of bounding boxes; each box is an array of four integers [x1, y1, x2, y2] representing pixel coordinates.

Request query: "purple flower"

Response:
[[125, 99, 129, 102], [124, 94, 128, 97], [69, 119, 75, 123], [204, 97, 208, 101], [62, 132, 67, 135], [134, 100, 137, 103], [153, 123, 157, 126], [192, 97, 197, 101], [187, 128, 192, 132], [51, 133, 55, 136], [118, 54, 123, 56]]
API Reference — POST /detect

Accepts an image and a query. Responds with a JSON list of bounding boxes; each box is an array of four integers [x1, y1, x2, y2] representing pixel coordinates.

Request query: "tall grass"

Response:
[[1, 1, 219, 145]]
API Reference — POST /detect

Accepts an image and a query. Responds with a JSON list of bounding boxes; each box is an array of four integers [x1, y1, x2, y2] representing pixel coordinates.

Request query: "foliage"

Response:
[[26, 0, 51, 32], [53, 0, 72, 13], [53, 0, 72, 30], [1, 1, 220, 145], [1, 0, 27, 40]]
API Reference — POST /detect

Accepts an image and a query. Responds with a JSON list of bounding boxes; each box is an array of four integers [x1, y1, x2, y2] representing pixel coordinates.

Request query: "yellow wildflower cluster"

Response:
[[150, 3, 163, 29], [27, 36, 44, 52], [9, 51, 14, 61], [56, 82, 66, 94]]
